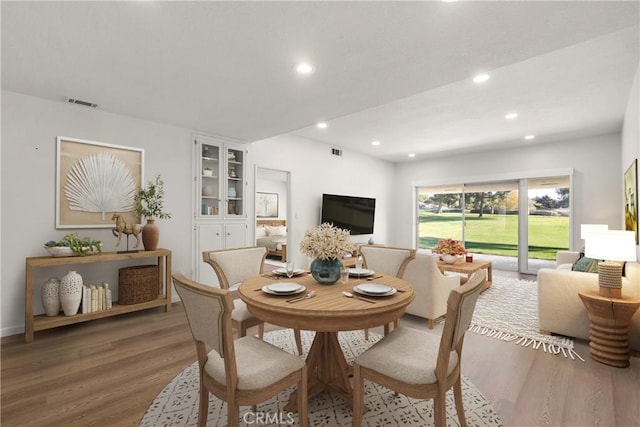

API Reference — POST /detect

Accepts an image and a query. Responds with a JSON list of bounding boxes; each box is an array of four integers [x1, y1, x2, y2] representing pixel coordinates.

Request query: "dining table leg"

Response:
[[284, 331, 359, 412]]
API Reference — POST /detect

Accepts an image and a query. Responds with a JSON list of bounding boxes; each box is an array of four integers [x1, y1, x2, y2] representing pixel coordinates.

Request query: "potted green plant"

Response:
[[44, 233, 102, 257], [134, 174, 171, 251]]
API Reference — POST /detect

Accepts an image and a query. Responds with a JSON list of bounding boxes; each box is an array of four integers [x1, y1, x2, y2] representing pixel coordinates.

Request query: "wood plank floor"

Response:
[[2, 272, 639, 426]]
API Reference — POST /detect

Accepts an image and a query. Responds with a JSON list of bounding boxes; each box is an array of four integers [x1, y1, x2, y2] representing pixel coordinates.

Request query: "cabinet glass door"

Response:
[[226, 148, 244, 216], [201, 143, 221, 217]]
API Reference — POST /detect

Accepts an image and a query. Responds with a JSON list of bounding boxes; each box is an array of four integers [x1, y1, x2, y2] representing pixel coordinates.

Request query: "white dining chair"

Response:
[[359, 245, 416, 337], [352, 272, 484, 426], [173, 273, 309, 427], [203, 246, 303, 355]]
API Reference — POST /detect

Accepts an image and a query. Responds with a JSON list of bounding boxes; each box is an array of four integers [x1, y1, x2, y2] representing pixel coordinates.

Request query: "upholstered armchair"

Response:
[[403, 253, 461, 329]]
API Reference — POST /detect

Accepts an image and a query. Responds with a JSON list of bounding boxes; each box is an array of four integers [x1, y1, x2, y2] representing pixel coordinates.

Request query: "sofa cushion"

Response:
[[572, 256, 599, 273]]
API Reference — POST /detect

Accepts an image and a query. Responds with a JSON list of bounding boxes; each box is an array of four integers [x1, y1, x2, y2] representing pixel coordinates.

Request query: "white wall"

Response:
[[1, 91, 194, 336], [622, 66, 639, 259], [392, 134, 623, 251], [249, 134, 395, 269]]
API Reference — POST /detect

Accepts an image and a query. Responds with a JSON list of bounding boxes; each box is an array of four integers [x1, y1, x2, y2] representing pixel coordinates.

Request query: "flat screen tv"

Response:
[[321, 193, 376, 235]]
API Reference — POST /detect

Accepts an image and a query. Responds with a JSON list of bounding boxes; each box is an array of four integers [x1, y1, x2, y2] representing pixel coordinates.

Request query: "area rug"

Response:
[[468, 275, 584, 361], [140, 330, 503, 426]]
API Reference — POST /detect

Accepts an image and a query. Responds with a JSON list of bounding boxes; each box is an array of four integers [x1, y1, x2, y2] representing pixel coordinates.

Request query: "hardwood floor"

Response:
[[2, 271, 638, 426]]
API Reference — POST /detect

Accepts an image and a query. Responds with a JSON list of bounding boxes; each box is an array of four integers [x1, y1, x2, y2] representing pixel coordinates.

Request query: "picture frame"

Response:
[[256, 192, 278, 218], [624, 159, 638, 243], [56, 136, 144, 229]]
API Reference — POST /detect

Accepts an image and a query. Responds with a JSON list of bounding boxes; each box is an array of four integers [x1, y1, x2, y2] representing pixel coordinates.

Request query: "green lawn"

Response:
[[418, 212, 569, 260]]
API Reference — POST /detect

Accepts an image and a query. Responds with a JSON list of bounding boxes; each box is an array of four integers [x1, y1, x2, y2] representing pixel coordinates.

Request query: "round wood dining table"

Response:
[[237, 272, 414, 411]]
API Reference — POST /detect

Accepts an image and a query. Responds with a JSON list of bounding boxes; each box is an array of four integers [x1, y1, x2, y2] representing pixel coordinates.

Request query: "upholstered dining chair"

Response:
[[172, 274, 308, 427], [352, 271, 484, 427], [403, 253, 461, 329], [359, 245, 416, 337], [203, 246, 303, 355]]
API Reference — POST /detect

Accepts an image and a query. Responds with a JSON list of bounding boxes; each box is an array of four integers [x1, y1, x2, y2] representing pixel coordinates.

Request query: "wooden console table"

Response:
[[578, 291, 640, 368], [25, 249, 172, 343]]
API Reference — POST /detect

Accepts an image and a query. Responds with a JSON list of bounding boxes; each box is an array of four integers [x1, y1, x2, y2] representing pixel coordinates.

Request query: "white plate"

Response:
[[353, 283, 396, 297], [262, 285, 306, 296], [273, 268, 306, 277], [263, 282, 305, 295], [348, 268, 374, 277]]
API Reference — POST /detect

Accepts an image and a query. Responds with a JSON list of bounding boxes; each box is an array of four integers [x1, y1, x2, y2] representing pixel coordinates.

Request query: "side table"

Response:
[[578, 290, 640, 368]]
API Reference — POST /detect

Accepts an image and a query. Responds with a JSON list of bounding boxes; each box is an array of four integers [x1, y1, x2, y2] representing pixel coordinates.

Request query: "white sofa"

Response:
[[537, 250, 640, 352]]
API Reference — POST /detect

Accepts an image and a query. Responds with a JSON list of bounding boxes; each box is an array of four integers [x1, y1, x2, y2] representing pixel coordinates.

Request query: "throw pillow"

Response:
[[572, 256, 600, 273], [256, 225, 267, 238], [265, 225, 286, 236]]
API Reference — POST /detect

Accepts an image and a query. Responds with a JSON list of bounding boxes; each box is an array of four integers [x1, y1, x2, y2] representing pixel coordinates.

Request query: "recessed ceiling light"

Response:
[[524, 135, 536, 140], [408, 153, 416, 158], [294, 62, 315, 74], [505, 113, 518, 120], [316, 122, 328, 129], [473, 73, 490, 84], [371, 140, 380, 146]]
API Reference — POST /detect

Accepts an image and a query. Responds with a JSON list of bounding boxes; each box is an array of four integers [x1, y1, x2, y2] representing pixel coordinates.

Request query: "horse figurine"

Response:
[[112, 213, 142, 249]]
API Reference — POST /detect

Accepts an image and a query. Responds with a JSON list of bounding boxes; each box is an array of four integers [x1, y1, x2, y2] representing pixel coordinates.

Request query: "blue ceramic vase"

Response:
[[310, 258, 343, 285]]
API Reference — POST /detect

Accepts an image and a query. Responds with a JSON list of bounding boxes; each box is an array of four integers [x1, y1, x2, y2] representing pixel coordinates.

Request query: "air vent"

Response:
[[66, 97, 99, 108], [331, 148, 342, 157]]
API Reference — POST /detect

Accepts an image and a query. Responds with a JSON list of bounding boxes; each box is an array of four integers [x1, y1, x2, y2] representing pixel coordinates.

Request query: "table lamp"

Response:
[[585, 230, 637, 298]]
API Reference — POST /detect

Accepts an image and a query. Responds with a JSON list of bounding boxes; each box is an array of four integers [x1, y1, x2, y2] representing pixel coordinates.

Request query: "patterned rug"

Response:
[[468, 275, 584, 361], [140, 330, 503, 426]]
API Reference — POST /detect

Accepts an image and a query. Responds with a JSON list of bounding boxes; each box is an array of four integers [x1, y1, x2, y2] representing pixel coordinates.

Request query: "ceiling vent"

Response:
[[331, 148, 342, 157], [66, 97, 99, 108]]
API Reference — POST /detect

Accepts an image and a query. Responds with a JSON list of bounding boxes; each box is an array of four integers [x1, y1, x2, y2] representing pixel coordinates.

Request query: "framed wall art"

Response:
[[624, 158, 638, 243], [256, 192, 278, 218], [56, 136, 144, 228]]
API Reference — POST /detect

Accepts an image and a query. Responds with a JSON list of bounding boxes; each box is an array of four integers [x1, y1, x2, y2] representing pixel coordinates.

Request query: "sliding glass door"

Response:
[[524, 176, 571, 271], [417, 175, 570, 273], [417, 184, 463, 249]]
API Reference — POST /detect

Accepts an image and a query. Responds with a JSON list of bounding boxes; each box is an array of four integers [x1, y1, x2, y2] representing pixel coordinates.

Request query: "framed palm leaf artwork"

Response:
[[56, 136, 144, 228]]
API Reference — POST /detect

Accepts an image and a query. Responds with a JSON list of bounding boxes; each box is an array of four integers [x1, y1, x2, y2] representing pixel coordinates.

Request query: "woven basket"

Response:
[[118, 265, 158, 305]]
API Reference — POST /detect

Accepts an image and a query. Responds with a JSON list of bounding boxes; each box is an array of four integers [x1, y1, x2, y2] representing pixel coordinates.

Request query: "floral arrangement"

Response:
[[299, 223, 355, 260], [432, 238, 466, 256], [134, 174, 171, 220]]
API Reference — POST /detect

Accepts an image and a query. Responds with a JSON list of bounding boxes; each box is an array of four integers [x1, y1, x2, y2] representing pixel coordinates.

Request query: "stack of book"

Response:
[[81, 282, 113, 313]]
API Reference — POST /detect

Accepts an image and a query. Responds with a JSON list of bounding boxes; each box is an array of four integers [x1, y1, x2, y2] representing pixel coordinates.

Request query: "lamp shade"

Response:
[[580, 223, 608, 239], [584, 230, 637, 262]]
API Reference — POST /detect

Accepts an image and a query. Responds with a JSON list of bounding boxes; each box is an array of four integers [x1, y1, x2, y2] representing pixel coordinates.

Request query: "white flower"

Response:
[[299, 223, 355, 260]]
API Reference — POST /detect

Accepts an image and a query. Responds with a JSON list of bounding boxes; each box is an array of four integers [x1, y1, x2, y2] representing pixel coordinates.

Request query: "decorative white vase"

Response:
[[41, 277, 61, 316], [441, 254, 459, 264], [60, 270, 83, 316]]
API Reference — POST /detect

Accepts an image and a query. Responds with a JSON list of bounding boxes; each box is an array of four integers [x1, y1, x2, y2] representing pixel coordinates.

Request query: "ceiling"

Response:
[[2, 1, 639, 163]]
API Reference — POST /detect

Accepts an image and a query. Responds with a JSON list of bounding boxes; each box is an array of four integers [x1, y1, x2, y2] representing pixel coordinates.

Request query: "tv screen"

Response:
[[321, 193, 376, 235]]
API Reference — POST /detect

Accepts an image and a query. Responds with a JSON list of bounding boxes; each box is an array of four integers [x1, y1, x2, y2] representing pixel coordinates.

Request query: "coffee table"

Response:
[[437, 259, 492, 291]]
